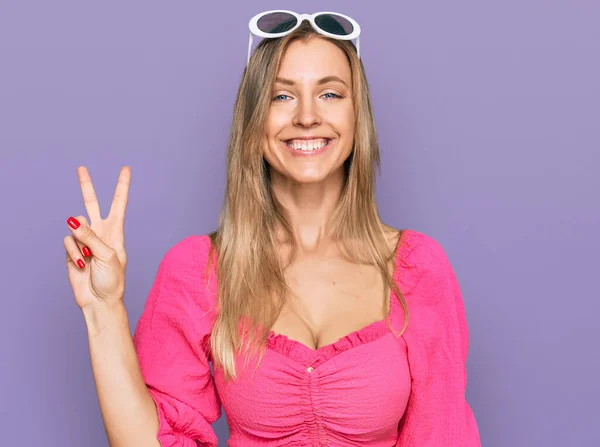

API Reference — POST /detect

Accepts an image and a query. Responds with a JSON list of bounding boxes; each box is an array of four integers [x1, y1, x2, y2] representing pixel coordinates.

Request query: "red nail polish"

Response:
[[82, 246, 91, 257], [77, 259, 85, 269], [67, 217, 80, 229]]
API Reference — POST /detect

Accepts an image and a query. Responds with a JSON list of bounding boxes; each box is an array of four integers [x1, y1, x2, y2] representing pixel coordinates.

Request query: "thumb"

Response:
[[66, 216, 113, 261]]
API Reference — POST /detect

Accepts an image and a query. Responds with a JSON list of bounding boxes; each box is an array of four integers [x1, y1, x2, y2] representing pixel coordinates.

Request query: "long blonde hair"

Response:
[[208, 21, 408, 380]]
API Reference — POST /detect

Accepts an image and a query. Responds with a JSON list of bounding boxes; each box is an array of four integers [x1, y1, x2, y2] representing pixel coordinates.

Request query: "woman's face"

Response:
[[263, 37, 355, 184]]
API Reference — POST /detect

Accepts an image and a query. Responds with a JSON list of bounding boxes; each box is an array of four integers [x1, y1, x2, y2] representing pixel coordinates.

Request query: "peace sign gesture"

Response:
[[64, 166, 131, 313]]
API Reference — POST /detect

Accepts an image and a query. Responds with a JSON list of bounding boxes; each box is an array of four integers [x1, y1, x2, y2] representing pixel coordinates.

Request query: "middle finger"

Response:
[[108, 166, 131, 223]]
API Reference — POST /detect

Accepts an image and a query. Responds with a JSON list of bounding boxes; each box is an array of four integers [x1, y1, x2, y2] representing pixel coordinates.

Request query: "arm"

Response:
[[85, 235, 221, 447], [84, 303, 161, 447], [396, 232, 481, 446], [132, 236, 221, 447]]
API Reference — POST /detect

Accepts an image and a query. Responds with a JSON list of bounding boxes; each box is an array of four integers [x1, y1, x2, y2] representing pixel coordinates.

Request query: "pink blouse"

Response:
[[133, 229, 481, 446]]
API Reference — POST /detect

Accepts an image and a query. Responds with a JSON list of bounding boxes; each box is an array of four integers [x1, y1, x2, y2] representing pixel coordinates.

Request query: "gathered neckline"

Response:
[[265, 231, 407, 368], [266, 297, 399, 368]]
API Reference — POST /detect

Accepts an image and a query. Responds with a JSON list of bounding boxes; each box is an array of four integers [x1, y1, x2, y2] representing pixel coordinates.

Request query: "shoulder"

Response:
[[152, 234, 217, 315], [384, 225, 449, 265], [160, 234, 213, 271], [396, 229, 460, 307], [399, 229, 452, 270]]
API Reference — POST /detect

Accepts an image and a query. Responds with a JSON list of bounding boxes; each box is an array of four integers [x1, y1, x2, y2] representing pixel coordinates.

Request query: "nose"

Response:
[[293, 95, 321, 128]]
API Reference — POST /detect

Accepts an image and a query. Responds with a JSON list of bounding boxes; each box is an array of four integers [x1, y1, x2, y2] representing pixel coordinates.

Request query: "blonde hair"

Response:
[[208, 21, 408, 380]]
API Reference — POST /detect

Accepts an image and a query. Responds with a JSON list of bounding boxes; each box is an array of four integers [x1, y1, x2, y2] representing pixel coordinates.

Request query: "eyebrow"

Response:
[[275, 75, 349, 88]]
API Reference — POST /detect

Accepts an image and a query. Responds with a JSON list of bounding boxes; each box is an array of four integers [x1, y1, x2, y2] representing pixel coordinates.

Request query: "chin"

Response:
[[265, 145, 349, 185], [287, 171, 327, 184], [285, 163, 349, 184]]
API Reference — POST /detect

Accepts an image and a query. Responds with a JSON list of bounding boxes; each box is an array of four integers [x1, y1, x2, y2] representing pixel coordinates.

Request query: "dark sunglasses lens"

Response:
[[257, 12, 298, 33], [314, 14, 354, 36]]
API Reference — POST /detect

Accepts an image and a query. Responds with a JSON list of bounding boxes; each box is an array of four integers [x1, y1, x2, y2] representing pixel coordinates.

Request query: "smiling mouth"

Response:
[[283, 138, 332, 152]]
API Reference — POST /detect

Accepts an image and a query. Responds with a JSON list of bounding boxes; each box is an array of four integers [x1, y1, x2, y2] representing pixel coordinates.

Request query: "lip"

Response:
[[285, 136, 331, 140], [280, 138, 334, 157]]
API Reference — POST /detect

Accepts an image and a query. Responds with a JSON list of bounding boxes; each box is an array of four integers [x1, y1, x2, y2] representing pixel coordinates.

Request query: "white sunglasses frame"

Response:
[[247, 10, 361, 65]]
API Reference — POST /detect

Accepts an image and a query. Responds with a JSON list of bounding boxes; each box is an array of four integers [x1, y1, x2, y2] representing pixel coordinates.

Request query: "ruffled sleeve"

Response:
[[133, 235, 221, 447], [396, 231, 481, 446]]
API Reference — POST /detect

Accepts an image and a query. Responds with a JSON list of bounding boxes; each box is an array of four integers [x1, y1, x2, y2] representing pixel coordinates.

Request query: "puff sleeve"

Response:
[[133, 236, 221, 447], [396, 232, 481, 446]]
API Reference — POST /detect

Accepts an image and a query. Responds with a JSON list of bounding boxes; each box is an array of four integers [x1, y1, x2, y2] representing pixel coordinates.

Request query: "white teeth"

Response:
[[285, 139, 330, 151]]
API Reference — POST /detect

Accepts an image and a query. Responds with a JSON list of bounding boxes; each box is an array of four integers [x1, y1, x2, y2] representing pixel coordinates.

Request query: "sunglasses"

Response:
[[247, 10, 361, 66]]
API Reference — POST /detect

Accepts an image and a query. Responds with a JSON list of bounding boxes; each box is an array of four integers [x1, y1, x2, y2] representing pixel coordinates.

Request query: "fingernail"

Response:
[[67, 217, 80, 229], [77, 259, 85, 269], [82, 246, 91, 257]]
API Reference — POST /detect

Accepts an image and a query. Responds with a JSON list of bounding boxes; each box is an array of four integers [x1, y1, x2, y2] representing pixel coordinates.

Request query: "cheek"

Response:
[[339, 108, 356, 142], [264, 114, 275, 141], [264, 114, 279, 152], [266, 108, 290, 136], [263, 116, 280, 163], [335, 101, 355, 129]]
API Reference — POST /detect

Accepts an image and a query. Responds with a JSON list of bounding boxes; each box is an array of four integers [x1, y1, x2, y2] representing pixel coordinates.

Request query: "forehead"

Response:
[[277, 38, 351, 83]]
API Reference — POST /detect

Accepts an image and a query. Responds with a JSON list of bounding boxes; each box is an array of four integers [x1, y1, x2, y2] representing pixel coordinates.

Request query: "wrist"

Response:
[[82, 300, 128, 338]]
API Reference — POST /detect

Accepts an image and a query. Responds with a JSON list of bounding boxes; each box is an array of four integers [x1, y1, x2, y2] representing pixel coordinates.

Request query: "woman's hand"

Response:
[[64, 166, 131, 313]]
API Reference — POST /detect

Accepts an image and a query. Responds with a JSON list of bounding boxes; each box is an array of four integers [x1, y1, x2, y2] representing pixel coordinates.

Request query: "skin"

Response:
[[264, 37, 394, 351], [264, 37, 355, 252]]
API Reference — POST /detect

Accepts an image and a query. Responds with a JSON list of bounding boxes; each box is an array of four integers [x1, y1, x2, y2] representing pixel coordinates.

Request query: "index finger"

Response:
[[108, 166, 131, 223], [77, 166, 101, 223]]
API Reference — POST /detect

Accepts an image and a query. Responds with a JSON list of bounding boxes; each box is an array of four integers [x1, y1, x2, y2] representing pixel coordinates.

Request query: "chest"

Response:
[[213, 331, 411, 444], [270, 254, 389, 350]]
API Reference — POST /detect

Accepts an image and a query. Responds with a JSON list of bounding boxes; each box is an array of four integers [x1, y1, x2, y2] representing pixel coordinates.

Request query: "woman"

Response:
[[64, 10, 481, 446]]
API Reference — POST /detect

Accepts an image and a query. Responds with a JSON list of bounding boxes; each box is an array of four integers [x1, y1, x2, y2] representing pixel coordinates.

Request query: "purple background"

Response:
[[1, 1, 598, 446]]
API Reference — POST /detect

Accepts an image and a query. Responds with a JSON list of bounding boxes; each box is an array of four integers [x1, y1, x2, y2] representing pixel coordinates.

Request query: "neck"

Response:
[[270, 167, 345, 253]]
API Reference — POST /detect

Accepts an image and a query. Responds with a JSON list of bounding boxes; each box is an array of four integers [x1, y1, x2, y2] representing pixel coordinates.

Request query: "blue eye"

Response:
[[272, 92, 343, 102]]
